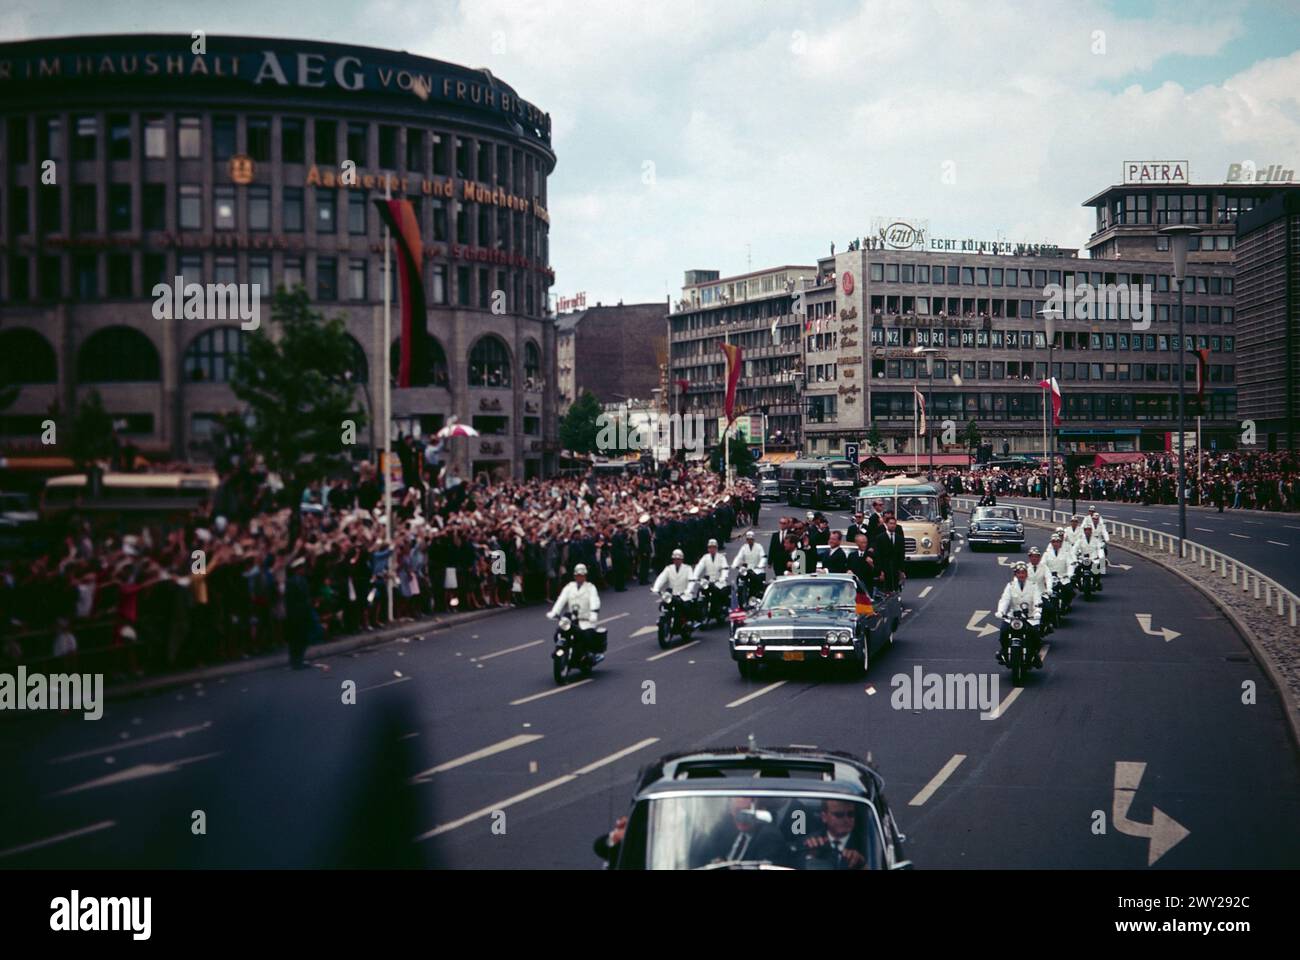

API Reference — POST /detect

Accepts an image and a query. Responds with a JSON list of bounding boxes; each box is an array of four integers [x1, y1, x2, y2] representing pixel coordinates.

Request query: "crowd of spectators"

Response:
[[0, 447, 758, 677]]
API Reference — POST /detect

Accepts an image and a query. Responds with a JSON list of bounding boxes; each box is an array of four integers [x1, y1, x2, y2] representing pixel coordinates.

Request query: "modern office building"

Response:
[[1235, 190, 1300, 451], [667, 266, 816, 452], [0, 34, 558, 479], [555, 301, 667, 413]]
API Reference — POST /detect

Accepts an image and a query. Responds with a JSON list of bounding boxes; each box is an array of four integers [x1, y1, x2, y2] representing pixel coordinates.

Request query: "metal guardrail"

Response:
[[952, 497, 1300, 630]]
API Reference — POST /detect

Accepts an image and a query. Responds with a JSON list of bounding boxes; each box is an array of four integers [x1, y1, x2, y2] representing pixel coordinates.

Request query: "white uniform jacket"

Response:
[[549, 581, 601, 630], [694, 552, 731, 588], [997, 578, 1042, 625], [653, 563, 696, 600]]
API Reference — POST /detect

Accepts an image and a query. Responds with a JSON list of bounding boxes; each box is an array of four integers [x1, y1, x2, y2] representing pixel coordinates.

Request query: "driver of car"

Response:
[[802, 799, 867, 870]]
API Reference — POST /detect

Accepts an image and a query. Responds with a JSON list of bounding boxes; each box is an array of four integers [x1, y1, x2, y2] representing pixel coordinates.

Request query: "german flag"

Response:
[[373, 198, 429, 387], [719, 342, 743, 423]]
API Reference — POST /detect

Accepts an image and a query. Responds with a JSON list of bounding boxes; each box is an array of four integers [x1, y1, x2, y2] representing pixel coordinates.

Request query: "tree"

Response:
[[222, 286, 366, 510], [864, 423, 885, 454], [962, 419, 981, 467], [64, 391, 117, 470], [559, 390, 604, 455], [710, 431, 755, 478]]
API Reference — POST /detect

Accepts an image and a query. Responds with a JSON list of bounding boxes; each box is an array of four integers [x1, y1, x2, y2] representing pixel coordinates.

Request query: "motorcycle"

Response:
[[697, 576, 732, 629], [1041, 575, 1065, 633], [1000, 601, 1038, 687], [1075, 557, 1101, 600], [656, 591, 694, 649], [549, 604, 606, 686], [734, 563, 766, 610]]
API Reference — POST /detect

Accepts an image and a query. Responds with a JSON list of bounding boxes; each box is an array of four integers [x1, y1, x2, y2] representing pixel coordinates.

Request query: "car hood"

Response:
[[747, 611, 856, 628]]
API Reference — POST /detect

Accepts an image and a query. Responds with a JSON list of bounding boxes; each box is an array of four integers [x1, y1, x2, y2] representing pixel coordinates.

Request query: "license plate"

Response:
[[782, 651, 805, 662]]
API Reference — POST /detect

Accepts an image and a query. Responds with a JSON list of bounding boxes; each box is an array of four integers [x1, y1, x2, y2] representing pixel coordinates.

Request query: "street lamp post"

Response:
[[1039, 307, 1062, 520], [914, 346, 938, 480], [1160, 223, 1201, 554]]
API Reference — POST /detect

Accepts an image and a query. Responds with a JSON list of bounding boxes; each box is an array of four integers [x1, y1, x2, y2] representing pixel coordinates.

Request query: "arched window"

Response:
[[524, 340, 541, 390], [389, 336, 449, 387], [0, 328, 57, 384], [468, 335, 511, 388], [77, 327, 161, 383], [183, 327, 247, 383]]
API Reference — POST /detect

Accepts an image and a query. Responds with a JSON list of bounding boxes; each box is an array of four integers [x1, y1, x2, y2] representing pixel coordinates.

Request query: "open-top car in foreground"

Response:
[[597, 746, 911, 870]]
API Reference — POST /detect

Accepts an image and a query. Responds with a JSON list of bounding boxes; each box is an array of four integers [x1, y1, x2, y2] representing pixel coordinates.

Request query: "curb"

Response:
[[105, 604, 514, 701], [1004, 510, 1300, 754]]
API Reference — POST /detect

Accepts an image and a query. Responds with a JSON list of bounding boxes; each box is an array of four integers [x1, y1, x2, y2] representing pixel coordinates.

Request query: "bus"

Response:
[[41, 471, 221, 521], [856, 475, 953, 570], [777, 458, 859, 509]]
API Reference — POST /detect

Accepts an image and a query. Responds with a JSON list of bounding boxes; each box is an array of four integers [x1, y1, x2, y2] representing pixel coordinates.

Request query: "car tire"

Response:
[[737, 659, 756, 680], [552, 657, 567, 686], [851, 648, 868, 678]]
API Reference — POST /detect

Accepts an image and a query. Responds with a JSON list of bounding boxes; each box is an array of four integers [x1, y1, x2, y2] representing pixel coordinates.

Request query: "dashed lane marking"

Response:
[[414, 737, 660, 840], [410, 734, 543, 781], [726, 681, 788, 709], [646, 640, 700, 661], [919, 586, 933, 598], [0, 821, 117, 860], [909, 754, 966, 806], [49, 722, 213, 764], [473, 639, 545, 662], [510, 679, 595, 706]]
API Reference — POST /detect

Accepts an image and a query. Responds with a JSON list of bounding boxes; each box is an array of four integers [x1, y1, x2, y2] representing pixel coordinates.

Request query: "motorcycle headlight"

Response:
[[558, 617, 572, 632], [661, 590, 672, 602], [1011, 618, 1023, 631]]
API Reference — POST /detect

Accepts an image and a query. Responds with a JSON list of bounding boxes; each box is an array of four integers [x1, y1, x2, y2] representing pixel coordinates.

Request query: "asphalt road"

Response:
[[984, 495, 1300, 595], [2, 512, 1298, 870]]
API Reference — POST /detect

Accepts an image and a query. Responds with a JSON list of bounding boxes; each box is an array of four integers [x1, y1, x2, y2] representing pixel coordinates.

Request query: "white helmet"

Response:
[[672, 548, 684, 560], [707, 538, 719, 548], [573, 563, 588, 575], [745, 530, 755, 540]]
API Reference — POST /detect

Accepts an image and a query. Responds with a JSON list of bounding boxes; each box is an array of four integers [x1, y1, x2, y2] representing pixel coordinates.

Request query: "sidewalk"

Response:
[[106, 603, 516, 701]]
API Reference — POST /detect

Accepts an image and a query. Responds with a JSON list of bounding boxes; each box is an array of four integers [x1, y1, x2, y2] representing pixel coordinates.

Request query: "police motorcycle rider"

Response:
[[1025, 546, 1060, 634], [1087, 507, 1111, 568], [652, 548, 699, 629], [1063, 514, 1086, 553], [995, 560, 1044, 668], [693, 537, 732, 626], [1074, 521, 1106, 590], [732, 530, 767, 607], [546, 563, 604, 664], [1042, 530, 1077, 612]]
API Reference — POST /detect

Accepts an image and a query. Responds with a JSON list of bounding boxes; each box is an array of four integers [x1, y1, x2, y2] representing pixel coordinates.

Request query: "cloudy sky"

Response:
[[4, 0, 1300, 306]]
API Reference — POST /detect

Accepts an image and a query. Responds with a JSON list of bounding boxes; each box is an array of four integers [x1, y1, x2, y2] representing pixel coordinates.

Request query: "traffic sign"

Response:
[[845, 441, 860, 463]]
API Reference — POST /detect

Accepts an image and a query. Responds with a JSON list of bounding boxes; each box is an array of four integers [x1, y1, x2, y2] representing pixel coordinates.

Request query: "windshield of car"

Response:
[[760, 580, 857, 612], [977, 508, 1018, 521], [896, 495, 939, 522], [827, 466, 856, 481], [644, 794, 882, 870]]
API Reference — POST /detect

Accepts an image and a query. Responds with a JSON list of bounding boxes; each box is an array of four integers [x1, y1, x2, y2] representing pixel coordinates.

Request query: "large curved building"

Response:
[[0, 34, 558, 478]]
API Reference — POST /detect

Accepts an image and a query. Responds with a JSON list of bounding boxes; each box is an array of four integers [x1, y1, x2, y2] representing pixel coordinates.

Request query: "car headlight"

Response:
[[922, 536, 933, 549], [735, 629, 753, 643], [1015, 524, 1023, 533], [830, 629, 853, 643], [558, 617, 572, 631]]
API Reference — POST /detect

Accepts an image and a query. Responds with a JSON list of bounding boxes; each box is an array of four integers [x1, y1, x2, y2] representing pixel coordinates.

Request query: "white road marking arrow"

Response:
[[1112, 761, 1190, 866], [996, 555, 1013, 566], [1109, 562, 1132, 571], [1135, 614, 1180, 642], [965, 610, 999, 639], [629, 625, 658, 638]]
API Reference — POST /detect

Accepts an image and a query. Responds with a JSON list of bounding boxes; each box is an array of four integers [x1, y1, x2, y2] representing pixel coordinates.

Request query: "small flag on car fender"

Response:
[[855, 592, 875, 615]]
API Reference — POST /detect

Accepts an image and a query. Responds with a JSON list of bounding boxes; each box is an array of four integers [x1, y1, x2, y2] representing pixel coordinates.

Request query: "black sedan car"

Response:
[[730, 572, 900, 678], [595, 746, 911, 870], [966, 505, 1025, 551]]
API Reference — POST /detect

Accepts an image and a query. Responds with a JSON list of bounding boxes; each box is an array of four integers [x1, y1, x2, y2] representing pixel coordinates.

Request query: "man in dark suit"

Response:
[[691, 797, 792, 867], [808, 513, 831, 547], [767, 517, 791, 570], [824, 530, 851, 574], [770, 533, 798, 578], [872, 511, 907, 592], [798, 798, 869, 870], [847, 533, 879, 589], [845, 510, 869, 543], [864, 498, 887, 543]]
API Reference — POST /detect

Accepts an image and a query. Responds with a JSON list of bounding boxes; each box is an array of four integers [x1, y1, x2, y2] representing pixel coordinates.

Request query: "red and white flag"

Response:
[[1038, 377, 1062, 426]]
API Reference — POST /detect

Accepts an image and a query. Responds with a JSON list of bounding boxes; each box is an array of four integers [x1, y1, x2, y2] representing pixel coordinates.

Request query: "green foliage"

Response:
[[221, 286, 366, 497], [710, 431, 756, 478], [962, 419, 982, 451], [559, 390, 604, 455], [864, 423, 885, 454], [64, 391, 116, 469]]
